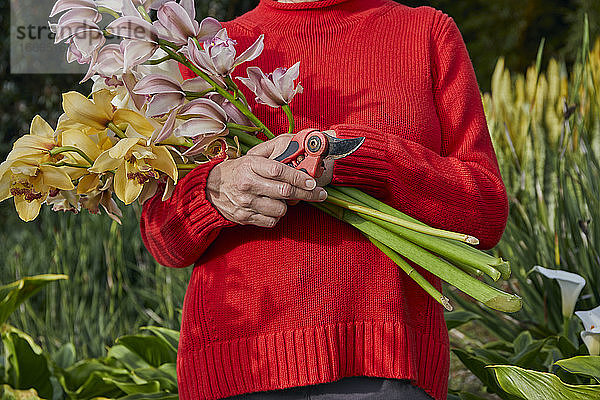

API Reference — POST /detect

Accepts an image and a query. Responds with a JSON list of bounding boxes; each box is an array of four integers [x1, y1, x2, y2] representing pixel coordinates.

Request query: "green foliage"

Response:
[[0, 203, 190, 359], [489, 362, 600, 400], [448, 24, 600, 400], [0, 275, 179, 399]]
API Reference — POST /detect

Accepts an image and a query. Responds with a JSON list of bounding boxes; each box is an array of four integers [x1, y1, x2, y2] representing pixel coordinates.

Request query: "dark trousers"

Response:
[[223, 376, 434, 399]]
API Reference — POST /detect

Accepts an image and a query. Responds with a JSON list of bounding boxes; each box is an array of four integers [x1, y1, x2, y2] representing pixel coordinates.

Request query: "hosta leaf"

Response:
[[488, 364, 600, 400], [105, 379, 160, 395], [61, 359, 129, 392], [445, 311, 482, 331], [116, 335, 176, 368], [0, 385, 44, 400], [134, 365, 177, 392], [53, 343, 76, 370], [66, 372, 124, 400], [141, 326, 180, 353], [1, 326, 53, 399], [118, 393, 179, 400], [555, 356, 600, 382], [0, 275, 68, 325], [108, 345, 151, 371]]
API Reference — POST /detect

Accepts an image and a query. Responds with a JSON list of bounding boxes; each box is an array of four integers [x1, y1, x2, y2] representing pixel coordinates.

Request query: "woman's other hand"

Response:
[[206, 134, 328, 227]]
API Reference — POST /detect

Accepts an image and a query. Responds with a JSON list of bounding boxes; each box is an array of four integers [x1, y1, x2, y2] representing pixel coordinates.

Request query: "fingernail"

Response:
[[306, 179, 316, 190], [319, 189, 327, 200]]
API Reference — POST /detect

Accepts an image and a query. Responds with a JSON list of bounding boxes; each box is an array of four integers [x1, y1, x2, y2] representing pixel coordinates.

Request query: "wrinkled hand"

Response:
[[206, 134, 328, 227]]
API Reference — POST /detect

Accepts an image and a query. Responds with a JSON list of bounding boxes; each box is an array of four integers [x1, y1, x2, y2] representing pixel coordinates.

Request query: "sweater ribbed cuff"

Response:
[[181, 156, 237, 234], [330, 124, 391, 197]]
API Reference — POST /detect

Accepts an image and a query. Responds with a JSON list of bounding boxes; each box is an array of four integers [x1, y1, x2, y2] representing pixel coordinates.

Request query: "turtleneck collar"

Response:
[[240, 0, 387, 31], [260, 0, 353, 10]]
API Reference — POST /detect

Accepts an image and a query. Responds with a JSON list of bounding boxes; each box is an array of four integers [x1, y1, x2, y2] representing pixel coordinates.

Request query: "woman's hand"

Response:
[[206, 134, 328, 227]]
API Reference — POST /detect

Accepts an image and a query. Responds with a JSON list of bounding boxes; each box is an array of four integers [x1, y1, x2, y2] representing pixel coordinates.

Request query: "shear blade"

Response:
[[324, 134, 365, 160]]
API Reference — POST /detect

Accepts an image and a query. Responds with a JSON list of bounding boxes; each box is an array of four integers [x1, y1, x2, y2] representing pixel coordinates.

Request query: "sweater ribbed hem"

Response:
[[177, 320, 449, 400]]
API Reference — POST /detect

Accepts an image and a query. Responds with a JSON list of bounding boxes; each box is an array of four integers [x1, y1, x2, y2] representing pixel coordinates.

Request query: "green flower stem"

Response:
[[563, 315, 571, 338], [42, 162, 89, 169], [97, 6, 120, 19], [137, 5, 152, 23], [176, 163, 200, 170], [49, 146, 94, 166], [282, 105, 295, 135], [335, 185, 511, 280], [226, 137, 251, 155], [325, 189, 479, 244], [224, 76, 249, 107], [227, 123, 262, 132], [147, 55, 173, 65], [317, 201, 522, 312], [184, 88, 216, 99], [159, 44, 275, 139], [368, 236, 453, 311], [107, 122, 126, 139], [326, 187, 502, 281], [228, 129, 265, 148]]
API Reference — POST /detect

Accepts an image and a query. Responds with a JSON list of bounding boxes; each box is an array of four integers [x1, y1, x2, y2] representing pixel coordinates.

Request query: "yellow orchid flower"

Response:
[[0, 159, 75, 222], [62, 89, 154, 136], [89, 138, 178, 205], [7, 115, 59, 163]]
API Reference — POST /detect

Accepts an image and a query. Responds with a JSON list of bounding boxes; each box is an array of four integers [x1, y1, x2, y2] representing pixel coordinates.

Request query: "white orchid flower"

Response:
[[532, 265, 586, 318]]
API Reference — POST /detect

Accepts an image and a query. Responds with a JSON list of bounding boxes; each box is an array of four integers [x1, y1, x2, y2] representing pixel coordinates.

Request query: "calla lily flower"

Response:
[[153, 2, 221, 46], [575, 305, 600, 356], [532, 265, 586, 318], [88, 138, 177, 204], [238, 62, 303, 108], [132, 74, 211, 117], [183, 29, 264, 77], [62, 90, 154, 136]]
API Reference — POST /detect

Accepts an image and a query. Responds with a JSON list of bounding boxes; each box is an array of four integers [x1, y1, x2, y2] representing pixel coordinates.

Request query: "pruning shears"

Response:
[[273, 129, 365, 178]]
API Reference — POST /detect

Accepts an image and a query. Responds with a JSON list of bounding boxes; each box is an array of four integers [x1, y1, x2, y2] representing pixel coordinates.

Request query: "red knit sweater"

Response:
[[140, 1, 509, 399]]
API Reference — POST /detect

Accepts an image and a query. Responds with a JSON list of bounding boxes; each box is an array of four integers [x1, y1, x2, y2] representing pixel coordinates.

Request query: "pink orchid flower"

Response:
[[105, 17, 160, 71], [153, 1, 221, 46], [132, 74, 211, 117], [49, 0, 105, 64], [183, 29, 264, 77], [237, 62, 303, 108]]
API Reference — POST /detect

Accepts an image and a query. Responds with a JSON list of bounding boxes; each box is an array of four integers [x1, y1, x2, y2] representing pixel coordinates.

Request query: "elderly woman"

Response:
[[140, 0, 509, 399]]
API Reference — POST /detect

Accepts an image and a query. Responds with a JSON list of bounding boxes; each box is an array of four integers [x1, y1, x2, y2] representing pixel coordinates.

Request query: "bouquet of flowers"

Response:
[[0, 0, 522, 313]]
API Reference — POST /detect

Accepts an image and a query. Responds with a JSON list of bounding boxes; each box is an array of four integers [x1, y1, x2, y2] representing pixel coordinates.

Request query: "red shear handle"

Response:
[[273, 129, 329, 178]]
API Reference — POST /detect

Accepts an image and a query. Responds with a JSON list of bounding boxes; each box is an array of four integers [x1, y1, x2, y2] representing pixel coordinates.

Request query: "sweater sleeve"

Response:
[[140, 155, 236, 268], [331, 13, 508, 250]]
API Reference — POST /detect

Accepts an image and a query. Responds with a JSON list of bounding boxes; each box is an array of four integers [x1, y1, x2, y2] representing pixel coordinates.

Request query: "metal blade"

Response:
[[324, 133, 365, 160]]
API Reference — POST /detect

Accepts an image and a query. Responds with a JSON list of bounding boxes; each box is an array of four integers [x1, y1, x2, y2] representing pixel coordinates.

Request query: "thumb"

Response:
[[246, 140, 276, 158]]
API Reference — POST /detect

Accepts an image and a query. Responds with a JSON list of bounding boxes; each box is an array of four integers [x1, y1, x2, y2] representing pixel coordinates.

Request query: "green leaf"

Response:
[[61, 359, 129, 391], [0, 385, 44, 400], [134, 365, 177, 392], [117, 392, 179, 400], [105, 379, 160, 395], [52, 343, 75, 370], [556, 336, 579, 358], [115, 335, 176, 368], [489, 364, 600, 400], [555, 356, 600, 382], [0, 275, 68, 325], [1, 326, 53, 399], [445, 311, 482, 331], [107, 345, 152, 371], [141, 327, 179, 354]]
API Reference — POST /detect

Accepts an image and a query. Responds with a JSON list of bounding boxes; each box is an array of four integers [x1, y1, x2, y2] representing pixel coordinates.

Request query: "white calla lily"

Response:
[[532, 265, 586, 318], [575, 305, 600, 356]]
